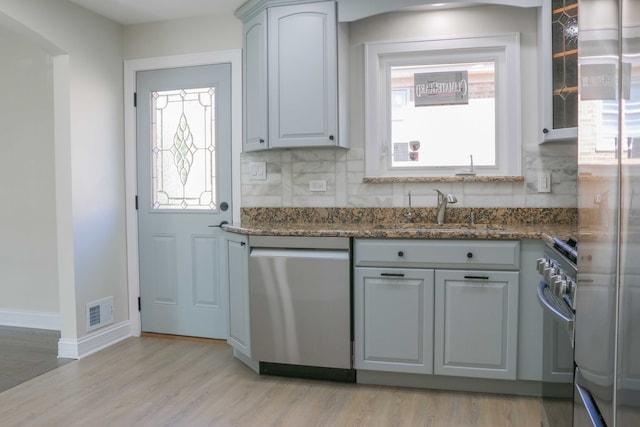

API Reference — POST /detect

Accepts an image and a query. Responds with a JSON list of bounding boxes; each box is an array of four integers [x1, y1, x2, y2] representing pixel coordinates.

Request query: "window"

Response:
[[365, 34, 521, 178]]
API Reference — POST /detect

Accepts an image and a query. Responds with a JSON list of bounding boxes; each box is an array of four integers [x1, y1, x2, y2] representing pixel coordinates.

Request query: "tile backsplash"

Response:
[[240, 141, 577, 209]]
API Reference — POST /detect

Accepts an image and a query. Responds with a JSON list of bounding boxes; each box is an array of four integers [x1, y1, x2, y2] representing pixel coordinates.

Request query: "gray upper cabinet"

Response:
[[243, 11, 268, 152], [268, 2, 339, 148], [538, 0, 578, 143], [238, 0, 347, 151]]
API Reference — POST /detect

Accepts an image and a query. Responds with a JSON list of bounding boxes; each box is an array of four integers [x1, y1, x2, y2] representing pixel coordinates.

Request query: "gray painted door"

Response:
[[136, 64, 232, 338]]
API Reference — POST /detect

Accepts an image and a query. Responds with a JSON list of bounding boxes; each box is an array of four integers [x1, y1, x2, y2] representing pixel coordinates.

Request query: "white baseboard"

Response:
[[0, 309, 60, 330], [58, 321, 132, 359]]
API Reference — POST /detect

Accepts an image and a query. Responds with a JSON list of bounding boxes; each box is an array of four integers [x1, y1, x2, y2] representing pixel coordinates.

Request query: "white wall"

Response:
[[241, 5, 578, 208], [0, 0, 127, 340], [0, 27, 58, 317], [123, 14, 242, 59]]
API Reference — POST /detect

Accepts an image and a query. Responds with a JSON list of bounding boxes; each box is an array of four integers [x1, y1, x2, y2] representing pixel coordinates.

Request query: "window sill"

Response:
[[362, 176, 525, 184]]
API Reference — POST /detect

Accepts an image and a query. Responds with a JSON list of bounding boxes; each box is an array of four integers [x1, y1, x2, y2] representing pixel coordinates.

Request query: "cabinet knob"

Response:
[[467, 252, 473, 259], [329, 135, 335, 141], [259, 138, 265, 143], [542, 128, 549, 134], [398, 251, 404, 257]]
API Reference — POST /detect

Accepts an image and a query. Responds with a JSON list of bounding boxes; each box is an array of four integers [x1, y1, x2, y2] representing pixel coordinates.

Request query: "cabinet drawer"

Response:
[[355, 239, 520, 270]]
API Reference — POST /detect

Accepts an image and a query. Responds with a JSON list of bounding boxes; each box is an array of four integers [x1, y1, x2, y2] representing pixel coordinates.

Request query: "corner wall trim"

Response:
[[58, 321, 131, 359], [0, 309, 61, 330]]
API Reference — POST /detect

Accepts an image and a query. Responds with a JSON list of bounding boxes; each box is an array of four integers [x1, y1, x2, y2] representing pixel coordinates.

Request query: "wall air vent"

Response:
[[86, 297, 114, 332]]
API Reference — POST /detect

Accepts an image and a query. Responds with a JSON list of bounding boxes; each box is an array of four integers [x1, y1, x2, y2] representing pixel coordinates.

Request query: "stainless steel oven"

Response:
[[537, 238, 577, 427]]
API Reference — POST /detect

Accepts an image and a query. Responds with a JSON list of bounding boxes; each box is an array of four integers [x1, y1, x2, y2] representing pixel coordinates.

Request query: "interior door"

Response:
[[136, 64, 232, 338]]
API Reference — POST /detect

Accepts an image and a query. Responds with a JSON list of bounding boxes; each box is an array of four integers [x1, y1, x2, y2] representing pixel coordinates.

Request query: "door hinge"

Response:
[[138, 297, 141, 312], [133, 92, 137, 107], [135, 195, 138, 210]]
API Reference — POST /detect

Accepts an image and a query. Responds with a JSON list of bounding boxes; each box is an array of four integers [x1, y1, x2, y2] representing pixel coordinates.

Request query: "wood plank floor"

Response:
[[0, 336, 543, 426], [0, 326, 73, 394]]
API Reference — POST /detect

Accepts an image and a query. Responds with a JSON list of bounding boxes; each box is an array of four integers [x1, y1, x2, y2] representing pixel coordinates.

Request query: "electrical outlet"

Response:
[[249, 161, 267, 180], [538, 171, 551, 193], [309, 180, 327, 192]]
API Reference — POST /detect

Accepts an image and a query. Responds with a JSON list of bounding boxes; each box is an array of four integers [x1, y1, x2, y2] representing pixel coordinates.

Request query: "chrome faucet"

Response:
[[434, 189, 457, 225], [405, 190, 413, 221]]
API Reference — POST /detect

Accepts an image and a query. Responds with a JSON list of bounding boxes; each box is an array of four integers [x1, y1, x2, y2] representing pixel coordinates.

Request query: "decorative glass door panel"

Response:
[[151, 87, 217, 210]]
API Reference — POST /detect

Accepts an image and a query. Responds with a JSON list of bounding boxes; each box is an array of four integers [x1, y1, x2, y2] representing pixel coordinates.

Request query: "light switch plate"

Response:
[[537, 171, 551, 193], [249, 161, 267, 181]]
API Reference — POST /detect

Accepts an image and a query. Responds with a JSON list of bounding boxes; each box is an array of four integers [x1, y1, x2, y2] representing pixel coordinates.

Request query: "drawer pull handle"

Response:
[[467, 252, 473, 259], [398, 251, 404, 257], [381, 273, 405, 277], [464, 275, 489, 280]]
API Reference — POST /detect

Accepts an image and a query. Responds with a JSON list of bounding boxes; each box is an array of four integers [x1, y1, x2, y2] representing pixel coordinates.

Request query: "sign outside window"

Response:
[[414, 71, 469, 106]]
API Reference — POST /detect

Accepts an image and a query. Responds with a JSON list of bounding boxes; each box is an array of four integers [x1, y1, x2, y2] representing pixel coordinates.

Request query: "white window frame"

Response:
[[364, 33, 522, 178]]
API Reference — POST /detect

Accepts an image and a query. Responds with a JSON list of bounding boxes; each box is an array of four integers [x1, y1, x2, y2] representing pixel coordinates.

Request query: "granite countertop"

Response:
[[223, 222, 574, 241], [224, 207, 577, 242]]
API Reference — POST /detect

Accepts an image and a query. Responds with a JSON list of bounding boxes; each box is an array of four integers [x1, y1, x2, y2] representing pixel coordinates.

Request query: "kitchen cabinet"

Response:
[[538, 0, 578, 143], [225, 233, 251, 358], [434, 270, 519, 380], [242, 11, 268, 152], [354, 267, 434, 374], [354, 239, 520, 381], [541, 308, 574, 383], [237, 0, 347, 151]]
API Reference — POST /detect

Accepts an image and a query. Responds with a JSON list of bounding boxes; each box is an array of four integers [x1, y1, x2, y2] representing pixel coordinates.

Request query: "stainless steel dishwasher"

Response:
[[248, 236, 353, 381]]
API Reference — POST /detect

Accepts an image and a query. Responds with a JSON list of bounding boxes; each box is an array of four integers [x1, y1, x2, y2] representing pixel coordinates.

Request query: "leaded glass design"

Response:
[[552, 0, 578, 129], [151, 87, 217, 210]]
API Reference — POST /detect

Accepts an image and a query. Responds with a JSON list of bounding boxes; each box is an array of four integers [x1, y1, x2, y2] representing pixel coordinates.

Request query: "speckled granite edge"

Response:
[[240, 207, 577, 226], [362, 176, 525, 183], [225, 207, 576, 240]]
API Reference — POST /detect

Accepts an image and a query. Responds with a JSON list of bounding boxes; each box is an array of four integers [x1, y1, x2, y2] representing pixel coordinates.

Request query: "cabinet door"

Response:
[[542, 311, 574, 383], [538, 0, 578, 142], [225, 233, 250, 357], [434, 270, 519, 380], [354, 267, 434, 374], [243, 11, 268, 152], [268, 1, 338, 148]]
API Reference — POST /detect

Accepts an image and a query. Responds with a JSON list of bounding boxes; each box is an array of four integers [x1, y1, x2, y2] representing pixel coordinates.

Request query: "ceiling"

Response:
[[68, 0, 247, 25]]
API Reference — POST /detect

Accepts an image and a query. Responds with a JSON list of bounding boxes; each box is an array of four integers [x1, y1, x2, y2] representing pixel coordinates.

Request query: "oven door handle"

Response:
[[536, 280, 574, 325]]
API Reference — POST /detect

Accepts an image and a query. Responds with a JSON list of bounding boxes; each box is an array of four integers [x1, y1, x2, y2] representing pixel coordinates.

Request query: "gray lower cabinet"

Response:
[[354, 238, 521, 382], [434, 269, 520, 380], [354, 267, 434, 374], [225, 233, 251, 358]]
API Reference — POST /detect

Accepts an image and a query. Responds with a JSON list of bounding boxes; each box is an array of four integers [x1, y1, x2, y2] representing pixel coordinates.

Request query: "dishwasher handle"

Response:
[[249, 248, 349, 261]]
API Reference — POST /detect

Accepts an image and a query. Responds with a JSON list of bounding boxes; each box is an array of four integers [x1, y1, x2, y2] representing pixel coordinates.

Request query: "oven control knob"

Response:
[[537, 258, 548, 274], [543, 267, 557, 282], [552, 278, 567, 296]]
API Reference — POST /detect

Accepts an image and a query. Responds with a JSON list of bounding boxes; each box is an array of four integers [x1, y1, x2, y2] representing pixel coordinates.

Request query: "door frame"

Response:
[[124, 50, 242, 336]]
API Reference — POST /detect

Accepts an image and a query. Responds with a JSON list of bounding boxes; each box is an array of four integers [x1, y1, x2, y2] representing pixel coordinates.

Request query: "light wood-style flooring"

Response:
[[0, 326, 73, 394], [0, 335, 542, 426]]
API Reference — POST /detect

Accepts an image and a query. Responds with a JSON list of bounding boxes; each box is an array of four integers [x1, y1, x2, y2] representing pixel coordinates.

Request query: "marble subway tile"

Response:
[[292, 161, 337, 174], [291, 149, 337, 162], [241, 196, 283, 208]]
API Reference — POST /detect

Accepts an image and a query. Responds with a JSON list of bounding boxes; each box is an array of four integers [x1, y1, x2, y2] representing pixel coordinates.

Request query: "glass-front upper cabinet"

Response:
[[539, 0, 579, 143]]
